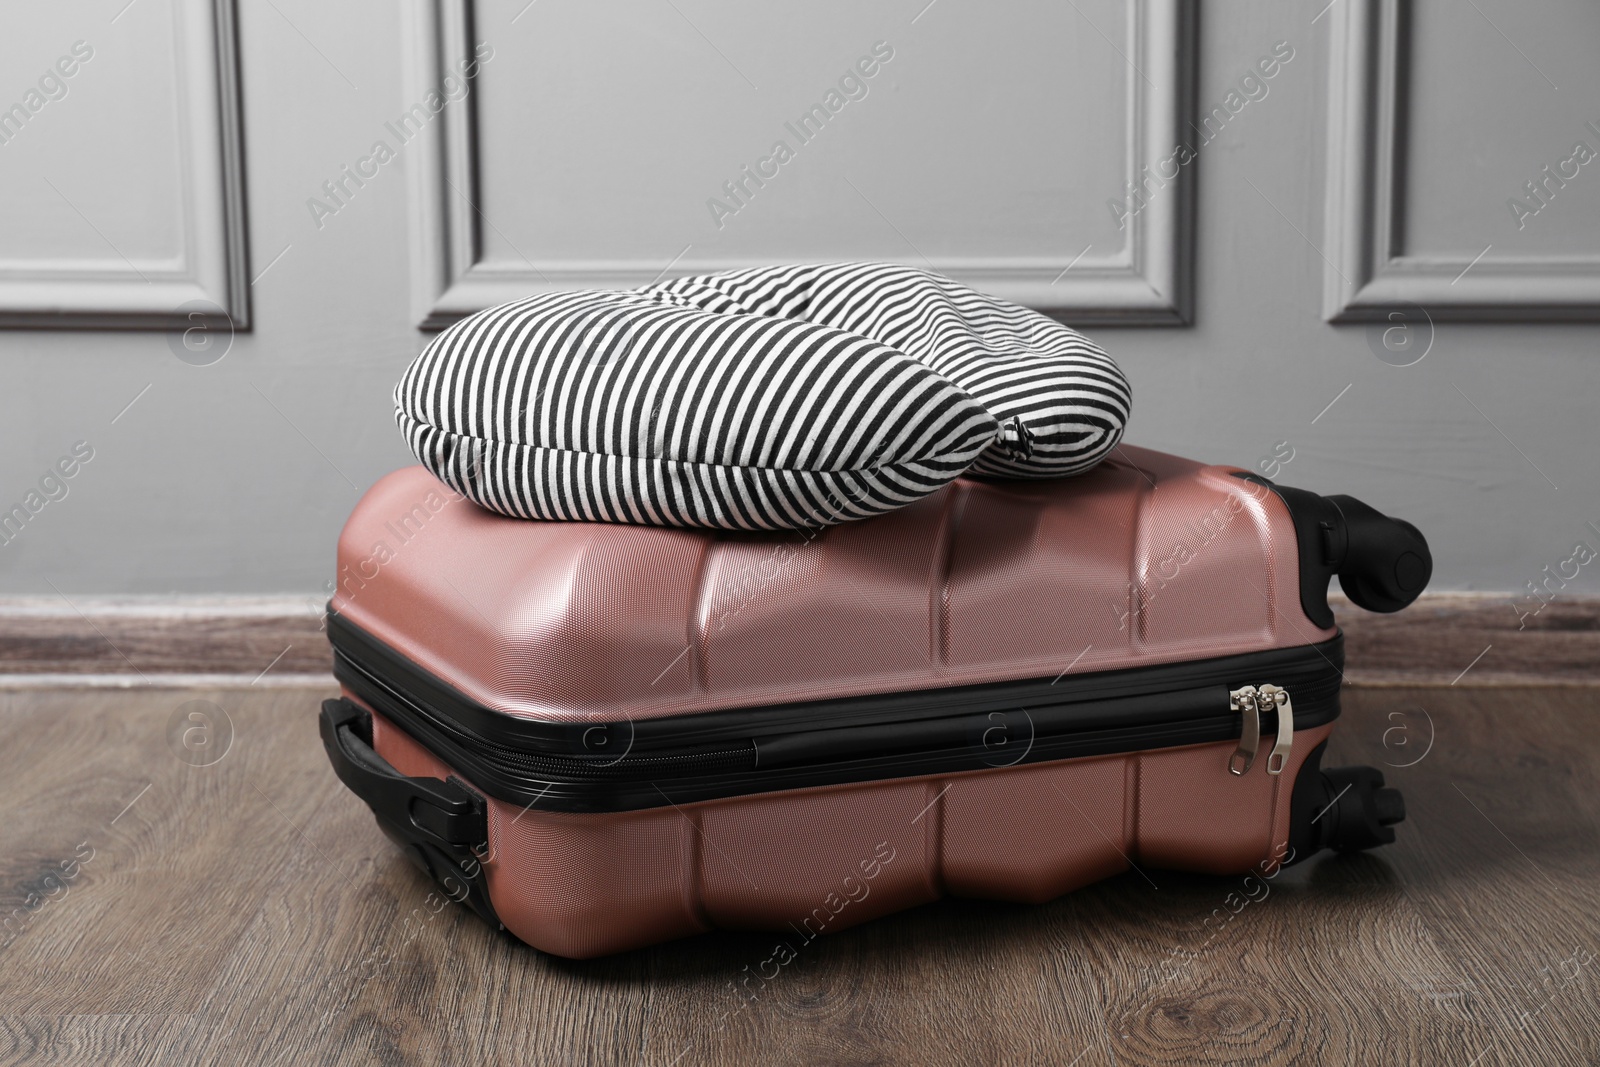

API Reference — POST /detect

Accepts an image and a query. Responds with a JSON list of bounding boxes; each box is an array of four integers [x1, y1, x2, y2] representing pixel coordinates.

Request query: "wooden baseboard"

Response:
[[1331, 591, 1598, 685], [0, 597, 331, 686], [0, 592, 1591, 686]]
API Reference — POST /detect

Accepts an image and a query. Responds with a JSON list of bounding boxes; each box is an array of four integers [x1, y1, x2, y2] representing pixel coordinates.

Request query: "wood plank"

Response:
[[1320, 687, 1600, 1067]]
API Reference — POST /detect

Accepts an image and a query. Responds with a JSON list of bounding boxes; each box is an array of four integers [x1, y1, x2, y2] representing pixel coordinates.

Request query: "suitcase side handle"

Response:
[[320, 697, 486, 852], [319, 698, 501, 926]]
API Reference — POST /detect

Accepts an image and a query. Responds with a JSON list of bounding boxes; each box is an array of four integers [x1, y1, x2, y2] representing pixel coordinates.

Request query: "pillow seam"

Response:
[[399, 416, 985, 479]]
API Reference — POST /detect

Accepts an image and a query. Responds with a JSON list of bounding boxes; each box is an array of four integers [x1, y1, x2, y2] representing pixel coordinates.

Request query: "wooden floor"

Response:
[[1, 684, 1597, 1066]]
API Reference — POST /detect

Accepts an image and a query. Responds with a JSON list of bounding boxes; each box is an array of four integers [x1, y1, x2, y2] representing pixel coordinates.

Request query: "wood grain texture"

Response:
[[0, 599, 329, 681], [1331, 593, 1600, 685], [3, 593, 1594, 686], [0, 684, 1596, 1065]]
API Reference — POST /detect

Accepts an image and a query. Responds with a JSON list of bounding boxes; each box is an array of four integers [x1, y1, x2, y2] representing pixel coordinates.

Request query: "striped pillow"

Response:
[[395, 289, 998, 530], [647, 263, 1131, 479]]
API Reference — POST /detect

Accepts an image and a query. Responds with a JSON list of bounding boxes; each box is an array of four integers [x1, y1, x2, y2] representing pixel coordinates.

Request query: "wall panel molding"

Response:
[[407, 0, 1196, 330], [1323, 0, 1600, 323], [0, 0, 250, 330]]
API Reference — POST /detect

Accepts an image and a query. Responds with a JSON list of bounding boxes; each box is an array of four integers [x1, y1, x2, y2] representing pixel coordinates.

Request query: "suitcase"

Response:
[[319, 444, 1429, 958]]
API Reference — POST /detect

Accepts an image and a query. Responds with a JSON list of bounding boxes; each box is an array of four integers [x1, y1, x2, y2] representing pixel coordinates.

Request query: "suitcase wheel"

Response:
[[1288, 742, 1407, 860]]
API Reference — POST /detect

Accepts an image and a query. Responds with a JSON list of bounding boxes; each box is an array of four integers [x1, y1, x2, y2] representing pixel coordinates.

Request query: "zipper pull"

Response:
[[1259, 684, 1294, 775], [1229, 686, 1260, 775]]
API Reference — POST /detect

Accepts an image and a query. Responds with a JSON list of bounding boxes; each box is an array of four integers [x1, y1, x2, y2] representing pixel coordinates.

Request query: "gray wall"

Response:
[[2, 0, 1597, 609]]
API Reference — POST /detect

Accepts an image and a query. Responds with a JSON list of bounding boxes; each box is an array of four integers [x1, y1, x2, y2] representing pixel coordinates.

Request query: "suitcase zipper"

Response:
[[329, 615, 1340, 812], [1228, 683, 1294, 777], [1260, 684, 1295, 774], [1228, 686, 1261, 775], [337, 649, 757, 781]]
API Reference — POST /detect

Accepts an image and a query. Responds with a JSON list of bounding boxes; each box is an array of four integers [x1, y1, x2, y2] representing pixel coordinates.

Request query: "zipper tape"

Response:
[[328, 611, 1341, 754], [327, 614, 1344, 813]]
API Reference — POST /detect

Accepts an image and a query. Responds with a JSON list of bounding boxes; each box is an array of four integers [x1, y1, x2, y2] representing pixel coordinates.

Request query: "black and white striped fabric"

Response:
[[647, 263, 1131, 479], [395, 289, 999, 530]]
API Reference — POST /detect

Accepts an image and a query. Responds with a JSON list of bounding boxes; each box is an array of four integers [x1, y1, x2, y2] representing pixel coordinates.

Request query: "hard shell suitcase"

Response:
[[318, 444, 1429, 958]]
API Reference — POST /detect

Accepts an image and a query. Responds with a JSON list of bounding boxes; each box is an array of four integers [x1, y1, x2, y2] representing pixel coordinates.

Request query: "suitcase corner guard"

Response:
[[319, 697, 502, 929]]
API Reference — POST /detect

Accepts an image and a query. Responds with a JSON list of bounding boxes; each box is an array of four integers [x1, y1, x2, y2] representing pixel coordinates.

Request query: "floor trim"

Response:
[[0, 673, 337, 690], [0, 595, 329, 684], [0, 592, 1590, 687], [1331, 591, 1598, 686]]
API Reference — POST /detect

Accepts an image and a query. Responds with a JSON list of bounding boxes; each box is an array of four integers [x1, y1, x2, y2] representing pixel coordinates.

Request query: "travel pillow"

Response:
[[646, 262, 1131, 478], [395, 267, 1130, 529], [395, 288, 999, 530]]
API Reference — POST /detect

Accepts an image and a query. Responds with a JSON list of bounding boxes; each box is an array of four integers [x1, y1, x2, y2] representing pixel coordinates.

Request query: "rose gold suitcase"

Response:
[[319, 444, 1428, 958]]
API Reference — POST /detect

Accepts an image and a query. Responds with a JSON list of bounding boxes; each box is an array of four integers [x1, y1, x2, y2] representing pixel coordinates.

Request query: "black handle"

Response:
[[1234, 474, 1432, 627], [319, 698, 500, 926], [320, 697, 486, 851]]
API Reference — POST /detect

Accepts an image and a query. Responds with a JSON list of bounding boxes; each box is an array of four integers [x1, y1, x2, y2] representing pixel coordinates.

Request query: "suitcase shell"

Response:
[[320, 445, 1421, 958]]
